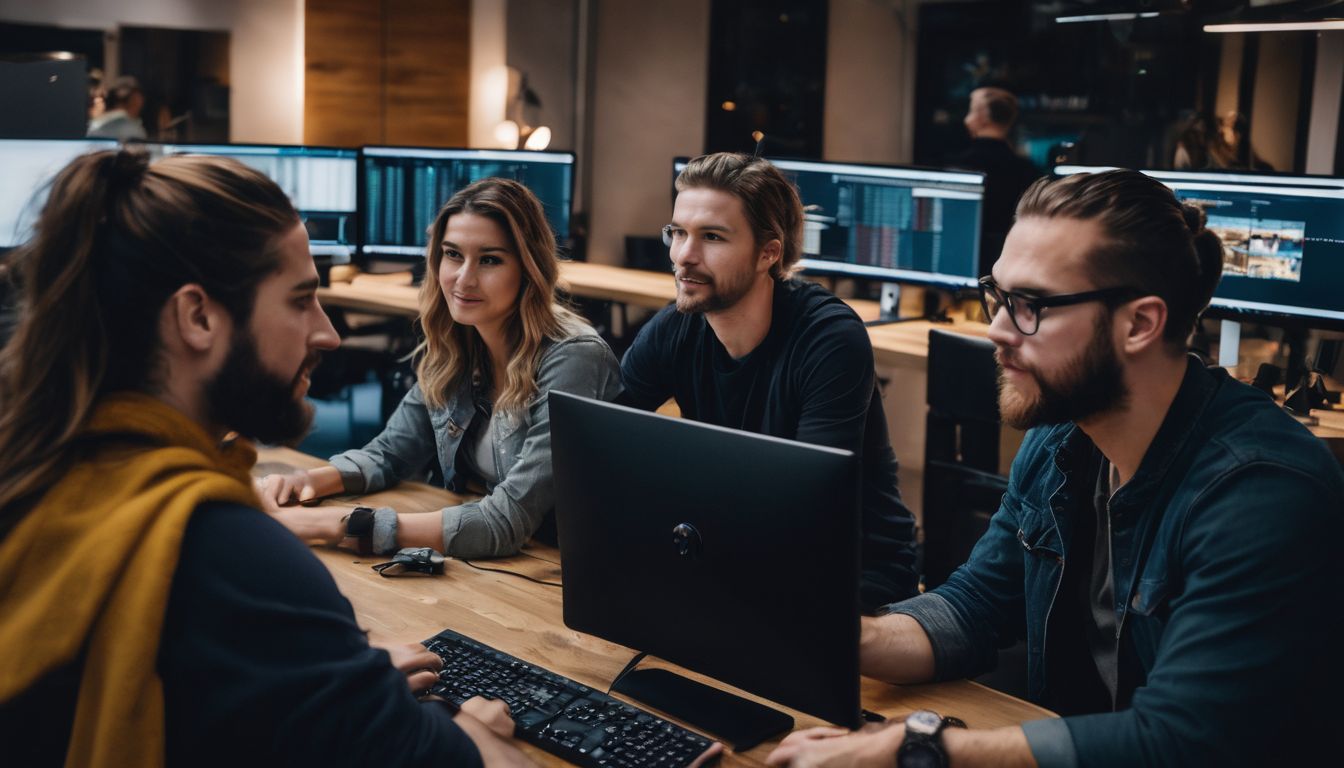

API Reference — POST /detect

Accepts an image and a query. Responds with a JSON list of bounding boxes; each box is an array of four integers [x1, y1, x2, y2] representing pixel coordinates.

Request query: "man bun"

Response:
[[1181, 202, 1224, 308]]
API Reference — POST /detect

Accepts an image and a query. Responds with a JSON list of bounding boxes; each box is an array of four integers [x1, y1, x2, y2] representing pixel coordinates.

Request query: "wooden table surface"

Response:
[[317, 263, 987, 370], [254, 446, 1054, 766]]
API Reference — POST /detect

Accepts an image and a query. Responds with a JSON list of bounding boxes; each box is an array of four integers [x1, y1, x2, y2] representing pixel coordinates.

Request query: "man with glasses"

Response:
[[768, 170, 1344, 767], [618, 151, 919, 611]]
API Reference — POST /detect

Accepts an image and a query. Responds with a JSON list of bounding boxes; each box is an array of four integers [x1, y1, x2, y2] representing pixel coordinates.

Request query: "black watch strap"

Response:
[[896, 710, 964, 768], [342, 506, 375, 556]]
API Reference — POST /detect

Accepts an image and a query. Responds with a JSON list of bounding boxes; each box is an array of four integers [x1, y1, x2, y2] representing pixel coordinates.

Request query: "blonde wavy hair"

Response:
[[414, 177, 585, 413]]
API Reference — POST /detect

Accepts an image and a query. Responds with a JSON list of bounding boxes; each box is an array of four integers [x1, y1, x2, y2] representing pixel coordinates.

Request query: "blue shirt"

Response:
[[890, 356, 1344, 766]]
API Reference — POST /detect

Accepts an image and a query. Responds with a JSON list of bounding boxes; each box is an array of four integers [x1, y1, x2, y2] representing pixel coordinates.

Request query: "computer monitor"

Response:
[[0, 138, 119, 250], [153, 143, 360, 262], [673, 156, 985, 291], [360, 146, 575, 263], [1054, 166, 1344, 330], [549, 391, 861, 748]]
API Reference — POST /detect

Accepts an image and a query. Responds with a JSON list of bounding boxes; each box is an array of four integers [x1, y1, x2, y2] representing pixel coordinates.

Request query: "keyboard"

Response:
[[423, 628, 718, 767]]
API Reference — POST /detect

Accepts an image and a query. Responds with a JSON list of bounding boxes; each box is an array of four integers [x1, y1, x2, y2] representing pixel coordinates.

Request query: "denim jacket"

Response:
[[890, 356, 1344, 767], [330, 325, 622, 558]]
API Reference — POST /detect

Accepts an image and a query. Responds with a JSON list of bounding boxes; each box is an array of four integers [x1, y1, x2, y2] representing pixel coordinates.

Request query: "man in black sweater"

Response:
[[620, 152, 919, 612], [950, 87, 1042, 277]]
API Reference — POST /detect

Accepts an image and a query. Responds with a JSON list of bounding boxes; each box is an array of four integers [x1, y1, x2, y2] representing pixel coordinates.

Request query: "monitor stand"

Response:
[[610, 661, 794, 751], [863, 282, 952, 327], [1218, 319, 1241, 370]]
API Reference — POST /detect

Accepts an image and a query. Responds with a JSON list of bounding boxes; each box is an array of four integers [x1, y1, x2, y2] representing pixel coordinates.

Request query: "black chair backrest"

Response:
[[926, 329, 1001, 472], [922, 328, 1006, 588]]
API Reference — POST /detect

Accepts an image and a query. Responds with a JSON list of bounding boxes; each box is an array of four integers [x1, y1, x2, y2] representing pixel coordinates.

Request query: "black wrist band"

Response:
[[342, 506, 375, 556]]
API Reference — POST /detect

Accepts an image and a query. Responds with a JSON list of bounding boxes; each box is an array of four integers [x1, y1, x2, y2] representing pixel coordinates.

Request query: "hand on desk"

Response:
[[454, 697, 538, 766], [373, 639, 444, 694], [252, 487, 349, 548], [766, 723, 904, 768], [257, 466, 344, 506]]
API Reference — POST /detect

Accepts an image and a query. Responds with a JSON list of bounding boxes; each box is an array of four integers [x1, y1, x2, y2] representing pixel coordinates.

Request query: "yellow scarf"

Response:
[[0, 392, 259, 767]]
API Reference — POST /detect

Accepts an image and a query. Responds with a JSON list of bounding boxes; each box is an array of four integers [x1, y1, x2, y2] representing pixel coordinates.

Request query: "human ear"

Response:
[[163, 284, 225, 353], [759, 239, 782, 273], [1121, 296, 1168, 355]]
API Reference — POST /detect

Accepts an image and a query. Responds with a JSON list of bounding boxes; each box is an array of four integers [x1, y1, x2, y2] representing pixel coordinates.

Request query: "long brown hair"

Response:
[[415, 177, 585, 412], [0, 150, 297, 537]]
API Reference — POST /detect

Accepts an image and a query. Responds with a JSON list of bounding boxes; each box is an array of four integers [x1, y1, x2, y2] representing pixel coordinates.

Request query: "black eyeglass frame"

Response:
[[978, 276, 1142, 336]]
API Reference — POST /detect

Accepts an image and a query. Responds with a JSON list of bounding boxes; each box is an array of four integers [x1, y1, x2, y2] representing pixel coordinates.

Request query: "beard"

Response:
[[204, 329, 319, 446], [997, 312, 1129, 430], [674, 264, 756, 314]]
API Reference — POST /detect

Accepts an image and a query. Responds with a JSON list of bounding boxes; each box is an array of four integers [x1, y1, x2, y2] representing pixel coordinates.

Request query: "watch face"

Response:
[[905, 709, 943, 736]]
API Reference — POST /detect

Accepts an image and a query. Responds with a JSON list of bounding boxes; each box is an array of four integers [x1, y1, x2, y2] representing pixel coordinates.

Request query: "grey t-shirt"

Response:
[[1086, 459, 1122, 707], [460, 401, 501, 487]]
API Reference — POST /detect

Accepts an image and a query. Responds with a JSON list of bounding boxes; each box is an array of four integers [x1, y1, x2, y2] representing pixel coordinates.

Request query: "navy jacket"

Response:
[[892, 357, 1344, 766]]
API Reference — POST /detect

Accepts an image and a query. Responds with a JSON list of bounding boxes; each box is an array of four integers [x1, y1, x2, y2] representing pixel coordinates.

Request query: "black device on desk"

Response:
[[548, 391, 862, 749], [423, 627, 717, 767]]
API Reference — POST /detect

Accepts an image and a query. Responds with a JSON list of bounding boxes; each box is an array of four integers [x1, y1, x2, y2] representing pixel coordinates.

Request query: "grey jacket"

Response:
[[330, 325, 622, 557]]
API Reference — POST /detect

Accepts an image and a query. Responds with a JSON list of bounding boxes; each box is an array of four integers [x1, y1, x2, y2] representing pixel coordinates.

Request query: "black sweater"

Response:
[[620, 279, 919, 610], [4, 502, 482, 767]]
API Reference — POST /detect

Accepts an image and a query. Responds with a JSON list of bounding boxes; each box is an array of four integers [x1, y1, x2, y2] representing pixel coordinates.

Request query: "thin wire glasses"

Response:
[[978, 276, 1141, 336]]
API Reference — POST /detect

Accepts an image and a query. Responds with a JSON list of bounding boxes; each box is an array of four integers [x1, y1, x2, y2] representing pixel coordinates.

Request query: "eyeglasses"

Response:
[[978, 276, 1141, 336]]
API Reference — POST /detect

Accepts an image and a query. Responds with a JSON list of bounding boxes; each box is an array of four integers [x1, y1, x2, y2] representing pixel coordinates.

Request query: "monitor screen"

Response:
[[1055, 166, 1344, 327], [550, 391, 862, 732], [361, 146, 575, 259], [0, 138, 119, 249], [674, 157, 984, 289], [156, 144, 359, 259]]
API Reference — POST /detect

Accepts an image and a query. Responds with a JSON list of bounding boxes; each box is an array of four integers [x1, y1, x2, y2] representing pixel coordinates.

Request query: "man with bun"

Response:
[[768, 170, 1344, 767]]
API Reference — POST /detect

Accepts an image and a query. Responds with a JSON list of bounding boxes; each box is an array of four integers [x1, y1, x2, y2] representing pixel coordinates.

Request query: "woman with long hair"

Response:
[[260, 177, 621, 557]]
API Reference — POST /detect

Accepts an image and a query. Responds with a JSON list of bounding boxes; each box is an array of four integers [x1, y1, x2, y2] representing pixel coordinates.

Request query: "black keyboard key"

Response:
[[423, 627, 717, 767]]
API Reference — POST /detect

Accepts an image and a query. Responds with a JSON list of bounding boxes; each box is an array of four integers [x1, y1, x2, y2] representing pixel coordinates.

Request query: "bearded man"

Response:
[[766, 169, 1344, 768], [618, 152, 919, 612]]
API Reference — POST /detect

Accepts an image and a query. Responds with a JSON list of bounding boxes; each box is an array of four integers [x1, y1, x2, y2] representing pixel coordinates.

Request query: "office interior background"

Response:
[[2, 0, 1343, 504], [3, 0, 1342, 264]]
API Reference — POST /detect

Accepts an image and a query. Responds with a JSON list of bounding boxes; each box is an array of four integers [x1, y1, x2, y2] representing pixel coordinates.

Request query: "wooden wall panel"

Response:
[[304, 0, 469, 147], [385, 0, 471, 146]]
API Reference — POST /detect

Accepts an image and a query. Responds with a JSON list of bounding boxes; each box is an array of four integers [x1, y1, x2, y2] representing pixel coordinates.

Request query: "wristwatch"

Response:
[[341, 506, 375, 556], [896, 709, 962, 768]]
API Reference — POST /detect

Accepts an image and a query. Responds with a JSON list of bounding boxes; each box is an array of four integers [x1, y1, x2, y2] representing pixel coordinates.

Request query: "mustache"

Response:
[[293, 351, 323, 386], [674, 269, 712, 283]]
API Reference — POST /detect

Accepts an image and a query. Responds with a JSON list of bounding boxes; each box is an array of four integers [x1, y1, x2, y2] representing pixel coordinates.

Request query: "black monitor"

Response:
[[152, 143, 360, 263], [0, 138, 118, 250], [549, 391, 861, 749], [674, 157, 984, 288], [360, 146, 575, 264], [1054, 166, 1344, 330]]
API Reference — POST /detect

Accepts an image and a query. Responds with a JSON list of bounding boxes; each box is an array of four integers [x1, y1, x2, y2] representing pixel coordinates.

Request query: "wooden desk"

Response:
[[317, 264, 968, 368], [254, 446, 1053, 766]]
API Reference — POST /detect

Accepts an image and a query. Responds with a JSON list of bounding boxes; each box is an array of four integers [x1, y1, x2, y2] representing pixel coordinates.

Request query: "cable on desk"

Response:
[[459, 558, 562, 588]]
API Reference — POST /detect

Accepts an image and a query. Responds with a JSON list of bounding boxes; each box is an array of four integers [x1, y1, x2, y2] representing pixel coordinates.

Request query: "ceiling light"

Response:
[[1204, 19, 1344, 32], [1056, 11, 1160, 23]]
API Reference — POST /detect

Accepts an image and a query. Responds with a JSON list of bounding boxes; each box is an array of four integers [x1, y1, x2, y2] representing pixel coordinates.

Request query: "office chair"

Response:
[[922, 328, 1027, 698], [922, 329, 1006, 587]]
